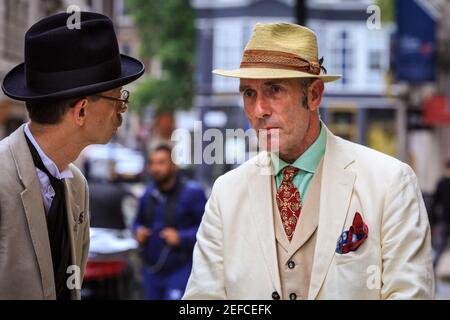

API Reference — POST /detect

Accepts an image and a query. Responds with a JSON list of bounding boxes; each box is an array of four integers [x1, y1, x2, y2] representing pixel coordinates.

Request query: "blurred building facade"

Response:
[[392, 0, 450, 197], [0, 0, 65, 139], [307, 0, 400, 160]]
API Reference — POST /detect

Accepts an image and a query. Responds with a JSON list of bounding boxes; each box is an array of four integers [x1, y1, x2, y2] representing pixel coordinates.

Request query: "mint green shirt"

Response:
[[270, 122, 327, 200]]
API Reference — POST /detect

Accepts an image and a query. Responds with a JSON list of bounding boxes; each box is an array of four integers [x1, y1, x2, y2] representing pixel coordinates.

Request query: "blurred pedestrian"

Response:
[[184, 23, 433, 300], [0, 12, 144, 300], [432, 160, 450, 269], [133, 145, 206, 300]]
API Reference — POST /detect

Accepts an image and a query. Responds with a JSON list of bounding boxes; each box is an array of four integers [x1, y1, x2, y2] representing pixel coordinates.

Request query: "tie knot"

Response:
[[281, 166, 299, 182]]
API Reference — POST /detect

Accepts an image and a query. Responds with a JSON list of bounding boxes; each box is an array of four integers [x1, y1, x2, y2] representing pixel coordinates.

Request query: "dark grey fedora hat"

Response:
[[2, 11, 145, 102]]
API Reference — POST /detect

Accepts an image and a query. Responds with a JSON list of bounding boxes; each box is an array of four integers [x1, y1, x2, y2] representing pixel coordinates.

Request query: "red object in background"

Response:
[[424, 95, 450, 125], [84, 260, 126, 281]]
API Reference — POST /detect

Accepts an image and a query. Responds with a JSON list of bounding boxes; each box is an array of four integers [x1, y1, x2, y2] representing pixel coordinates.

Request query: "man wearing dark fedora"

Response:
[[0, 12, 144, 300]]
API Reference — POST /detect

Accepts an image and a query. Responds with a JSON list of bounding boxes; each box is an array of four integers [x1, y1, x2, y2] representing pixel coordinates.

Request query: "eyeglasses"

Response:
[[92, 90, 130, 112]]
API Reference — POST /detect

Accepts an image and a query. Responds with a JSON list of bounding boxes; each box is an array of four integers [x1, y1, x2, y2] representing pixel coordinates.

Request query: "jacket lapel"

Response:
[[288, 158, 323, 255], [64, 179, 82, 300], [9, 125, 56, 299], [308, 126, 356, 299], [247, 151, 282, 294], [64, 179, 80, 266]]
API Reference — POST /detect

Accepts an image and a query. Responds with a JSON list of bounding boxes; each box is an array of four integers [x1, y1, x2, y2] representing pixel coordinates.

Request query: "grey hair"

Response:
[[299, 78, 315, 109]]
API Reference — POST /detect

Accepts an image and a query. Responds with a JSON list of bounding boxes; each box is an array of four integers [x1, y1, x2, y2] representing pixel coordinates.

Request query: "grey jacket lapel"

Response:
[[9, 125, 56, 299], [64, 179, 82, 300]]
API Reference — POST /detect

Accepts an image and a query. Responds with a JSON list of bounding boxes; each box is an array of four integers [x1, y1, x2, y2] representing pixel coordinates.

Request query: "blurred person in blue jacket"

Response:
[[133, 144, 207, 300]]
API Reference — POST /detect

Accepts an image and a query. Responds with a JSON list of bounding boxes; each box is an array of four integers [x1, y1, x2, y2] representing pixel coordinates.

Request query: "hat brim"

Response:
[[1, 54, 145, 102], [213, 68, 341, 83]]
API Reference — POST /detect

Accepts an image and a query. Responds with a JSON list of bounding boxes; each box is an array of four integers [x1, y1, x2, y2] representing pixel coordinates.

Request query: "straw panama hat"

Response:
[[213, 23, 341, 82]]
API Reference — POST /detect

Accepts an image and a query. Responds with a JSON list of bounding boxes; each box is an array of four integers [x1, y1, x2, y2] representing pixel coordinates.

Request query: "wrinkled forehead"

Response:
[[239, 78, 299, 90]]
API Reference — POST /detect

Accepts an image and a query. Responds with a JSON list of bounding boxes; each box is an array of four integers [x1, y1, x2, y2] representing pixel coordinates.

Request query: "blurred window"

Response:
[[369, 50, 382, 70], [326, 106, 359, 142], [212, 17, 294, 94], [366, 108, 397, 157], [322, 24, 358, 90], [309, 20, 391, 93], [366, 29, 389, 89], [332, 30, 354, 85], [213, 19, 243, 93], [2, 0, 28, 61]]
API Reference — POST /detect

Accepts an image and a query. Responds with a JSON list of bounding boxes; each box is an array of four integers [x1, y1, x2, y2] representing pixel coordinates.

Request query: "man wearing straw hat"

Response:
[[183, 23, 434, 300], [0, 12, 144, 300]]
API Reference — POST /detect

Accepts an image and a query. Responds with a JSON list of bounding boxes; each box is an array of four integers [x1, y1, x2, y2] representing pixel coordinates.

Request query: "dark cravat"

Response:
[[25, 134, 72, 300]]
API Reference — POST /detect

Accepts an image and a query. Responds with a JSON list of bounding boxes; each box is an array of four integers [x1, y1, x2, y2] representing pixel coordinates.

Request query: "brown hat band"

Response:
[[240, 49, 321, 75]]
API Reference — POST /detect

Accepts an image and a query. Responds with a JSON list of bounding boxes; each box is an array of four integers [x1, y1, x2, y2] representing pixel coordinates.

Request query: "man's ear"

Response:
[[308, 79, 324, 112], [71, 98, 89, 126]]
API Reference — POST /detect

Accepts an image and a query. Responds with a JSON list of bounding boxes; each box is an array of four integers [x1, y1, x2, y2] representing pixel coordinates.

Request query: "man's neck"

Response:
[[28, 122, 85, 172], [279, 117, 321, 164]]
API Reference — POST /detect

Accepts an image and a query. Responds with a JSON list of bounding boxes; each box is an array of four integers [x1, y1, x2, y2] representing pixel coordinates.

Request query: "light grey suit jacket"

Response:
[[0, 125, 90, 300]]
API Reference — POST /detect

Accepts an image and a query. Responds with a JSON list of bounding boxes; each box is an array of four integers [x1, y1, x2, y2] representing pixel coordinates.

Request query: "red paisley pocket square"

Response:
[[335, 212, 369, 254]]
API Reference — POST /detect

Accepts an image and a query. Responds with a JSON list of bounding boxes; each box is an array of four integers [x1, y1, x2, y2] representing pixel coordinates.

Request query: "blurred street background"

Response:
[[1, 0, 450, 299]]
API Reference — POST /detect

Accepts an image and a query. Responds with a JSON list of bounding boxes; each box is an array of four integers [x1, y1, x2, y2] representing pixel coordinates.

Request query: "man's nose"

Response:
[[254, 95, 271, 119]]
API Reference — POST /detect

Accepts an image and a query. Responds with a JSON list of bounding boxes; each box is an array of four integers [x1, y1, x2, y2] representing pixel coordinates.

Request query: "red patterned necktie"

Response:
[[276, 166, 302, 242]]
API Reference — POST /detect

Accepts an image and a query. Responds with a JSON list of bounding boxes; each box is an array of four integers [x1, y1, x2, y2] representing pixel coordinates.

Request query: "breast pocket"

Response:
[[334, 249, 368, 266], [330, 242, 381, 299]]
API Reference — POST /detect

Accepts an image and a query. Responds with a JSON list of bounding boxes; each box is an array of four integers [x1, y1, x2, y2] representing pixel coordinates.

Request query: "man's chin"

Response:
[[117, 115, 123, 128], [257, 130, 281, 153], [258, 138, 281, 154], [95, 132, 115, 145], [154, 177, 171, 186]]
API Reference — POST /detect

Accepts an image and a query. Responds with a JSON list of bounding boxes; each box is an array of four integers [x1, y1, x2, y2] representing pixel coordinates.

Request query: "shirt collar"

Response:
[[24, 124, 74, 180], [270, 121, 327, 176]]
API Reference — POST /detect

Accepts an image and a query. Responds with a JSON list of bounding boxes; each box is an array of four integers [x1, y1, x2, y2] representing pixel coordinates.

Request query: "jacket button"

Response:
[[272, 291, 280, 300], [287, 260, 295, 269], [289, 293, 297, 300]]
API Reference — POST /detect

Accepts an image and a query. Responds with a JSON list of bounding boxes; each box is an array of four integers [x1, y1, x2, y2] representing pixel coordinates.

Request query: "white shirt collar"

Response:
[[24, 124, 74, 180]]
